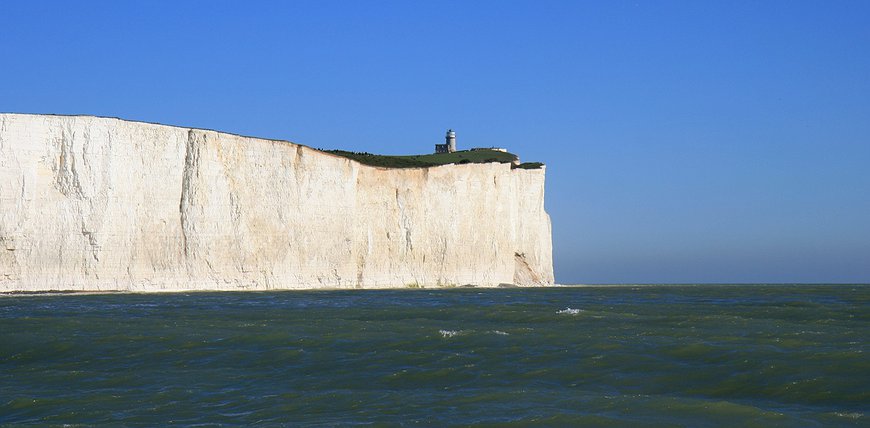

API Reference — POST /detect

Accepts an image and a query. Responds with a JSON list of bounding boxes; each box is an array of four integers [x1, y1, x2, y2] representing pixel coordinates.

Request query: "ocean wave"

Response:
[[439, 329, 509, 338], [557, 308, 582, 315]]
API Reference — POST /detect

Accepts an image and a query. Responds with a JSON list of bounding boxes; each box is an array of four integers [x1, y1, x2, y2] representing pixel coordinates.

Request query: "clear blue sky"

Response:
[[3, 1, 868, 283]]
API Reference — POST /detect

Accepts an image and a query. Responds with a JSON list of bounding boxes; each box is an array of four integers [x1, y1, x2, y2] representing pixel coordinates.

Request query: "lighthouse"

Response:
[[435, 129, 457, 154]]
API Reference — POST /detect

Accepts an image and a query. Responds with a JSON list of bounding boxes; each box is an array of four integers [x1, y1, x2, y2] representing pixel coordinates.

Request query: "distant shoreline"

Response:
[[2, 283, 867, 297]]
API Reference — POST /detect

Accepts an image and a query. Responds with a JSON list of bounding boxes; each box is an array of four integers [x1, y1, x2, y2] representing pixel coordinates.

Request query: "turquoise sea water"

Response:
[[1, 285, 867, 426]]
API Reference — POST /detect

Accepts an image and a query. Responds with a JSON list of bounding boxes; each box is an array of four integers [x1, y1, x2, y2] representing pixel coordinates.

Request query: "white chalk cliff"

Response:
[[0, 114, 553, 291]]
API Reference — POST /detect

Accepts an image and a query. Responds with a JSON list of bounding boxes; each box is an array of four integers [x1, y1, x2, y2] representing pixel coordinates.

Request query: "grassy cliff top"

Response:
[[324, 149, 542, 169]]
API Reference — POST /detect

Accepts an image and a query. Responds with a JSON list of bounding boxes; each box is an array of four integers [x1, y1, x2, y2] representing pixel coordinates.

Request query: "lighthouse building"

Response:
[[434, 129, 457, 153]]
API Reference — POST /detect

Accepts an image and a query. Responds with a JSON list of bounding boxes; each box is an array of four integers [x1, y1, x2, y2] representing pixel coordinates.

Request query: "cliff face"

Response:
[[0, 114, 553, 291]]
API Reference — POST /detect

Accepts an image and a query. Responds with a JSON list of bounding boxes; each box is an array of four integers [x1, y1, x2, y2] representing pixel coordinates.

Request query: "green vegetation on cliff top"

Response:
[[324, 149, 543, 169]]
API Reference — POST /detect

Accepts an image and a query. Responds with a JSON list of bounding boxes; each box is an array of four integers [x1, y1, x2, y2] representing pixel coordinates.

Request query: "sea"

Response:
[[1, 285, 867, 426]]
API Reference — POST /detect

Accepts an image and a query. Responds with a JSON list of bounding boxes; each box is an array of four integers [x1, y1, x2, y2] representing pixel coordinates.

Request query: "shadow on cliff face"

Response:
[[514, 252, 546, 286]]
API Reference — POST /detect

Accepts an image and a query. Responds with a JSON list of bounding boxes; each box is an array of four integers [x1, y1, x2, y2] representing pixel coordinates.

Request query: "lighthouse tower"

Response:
[[434, 129, 458, 154], [446, 129, 456, 153]]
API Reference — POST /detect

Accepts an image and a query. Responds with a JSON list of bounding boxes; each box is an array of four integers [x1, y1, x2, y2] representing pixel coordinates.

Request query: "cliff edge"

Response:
[[0, 114, 553, 291]]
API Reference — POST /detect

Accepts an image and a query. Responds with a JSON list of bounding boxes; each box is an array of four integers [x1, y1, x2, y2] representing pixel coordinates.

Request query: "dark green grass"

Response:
[[324, 149, 542, 169]]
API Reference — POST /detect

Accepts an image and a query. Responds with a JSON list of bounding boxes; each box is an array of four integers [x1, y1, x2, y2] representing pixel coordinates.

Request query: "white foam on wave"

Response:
[[440, 329, 509, 337], [557, 308, 582, 315]]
